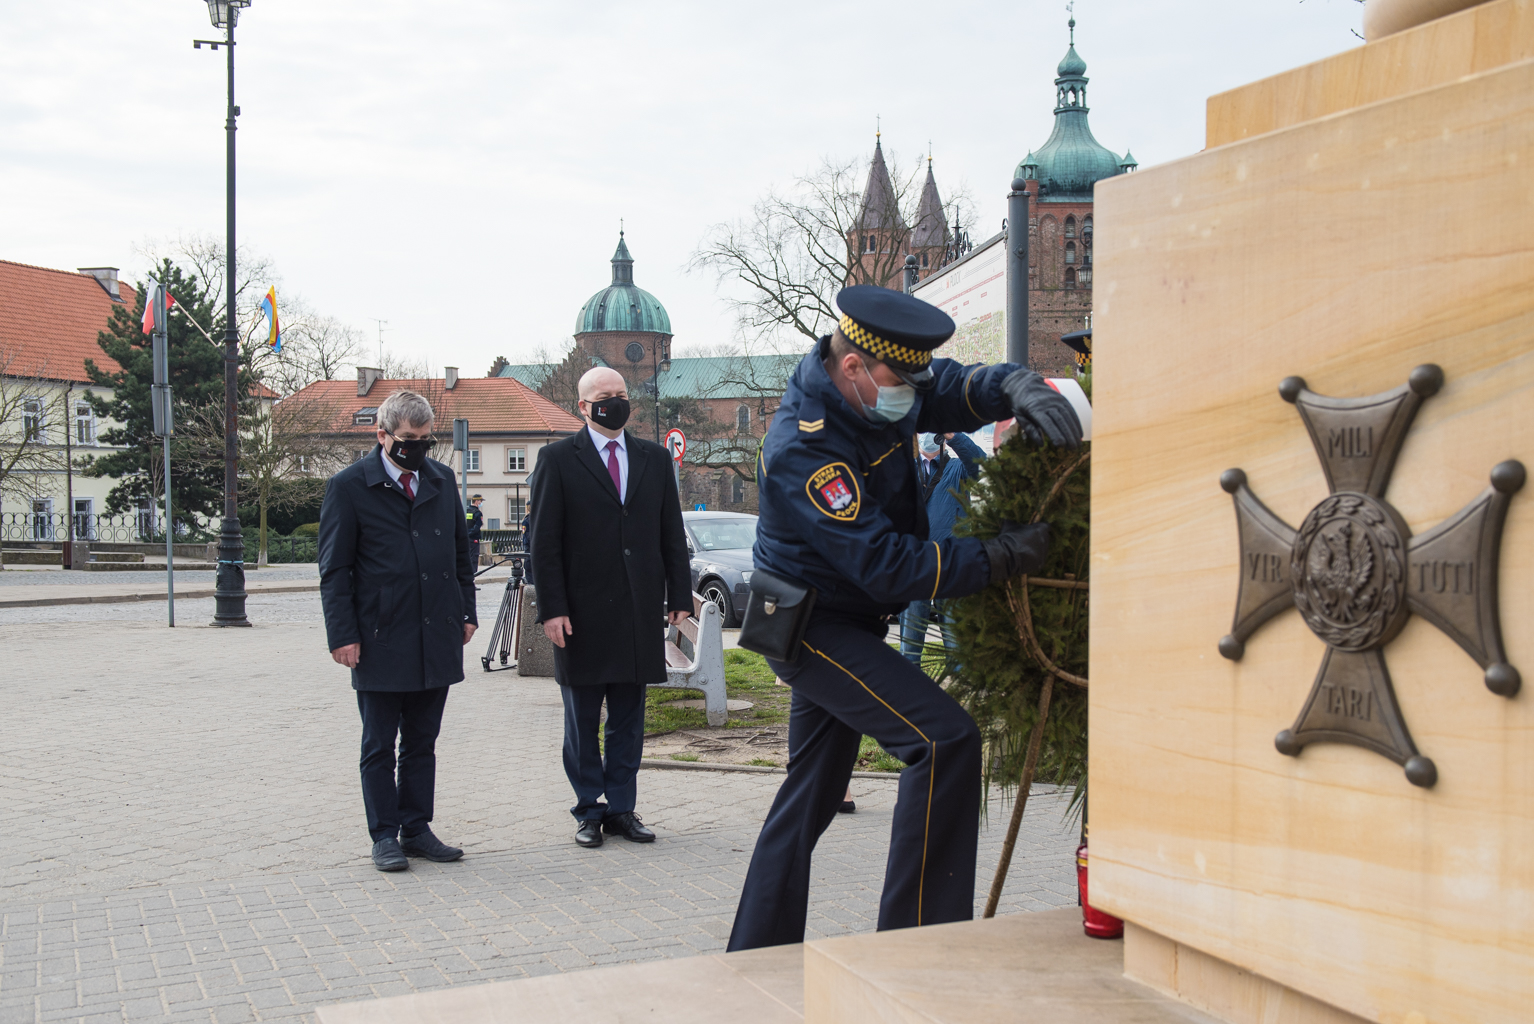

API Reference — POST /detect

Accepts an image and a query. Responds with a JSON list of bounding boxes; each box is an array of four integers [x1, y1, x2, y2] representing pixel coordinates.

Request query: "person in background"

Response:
[[899, 431, 986, 666], [318, 389, 478, 873], [466, 494, 485, 568]]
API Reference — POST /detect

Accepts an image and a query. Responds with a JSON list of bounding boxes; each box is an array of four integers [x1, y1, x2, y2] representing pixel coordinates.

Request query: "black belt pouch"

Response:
[[738, 567, 817, 664]]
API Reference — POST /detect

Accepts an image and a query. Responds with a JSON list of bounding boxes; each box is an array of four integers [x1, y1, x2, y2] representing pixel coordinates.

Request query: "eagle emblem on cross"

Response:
[[1219, 364, 1524, 788]]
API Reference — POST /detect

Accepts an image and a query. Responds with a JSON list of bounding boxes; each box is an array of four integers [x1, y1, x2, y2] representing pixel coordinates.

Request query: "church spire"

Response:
[[912, 153, 948, 249], [610, 230, 634, 286], [859, 129, 906, 231]]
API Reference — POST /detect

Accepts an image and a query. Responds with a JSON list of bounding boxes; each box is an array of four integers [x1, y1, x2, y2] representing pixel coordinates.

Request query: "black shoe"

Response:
[[575, 820, 604, 848], [838, 800, 856, 814], [603, 811, 656, 843], [400, 828, 463, 862], [371, 837, 408, 872]]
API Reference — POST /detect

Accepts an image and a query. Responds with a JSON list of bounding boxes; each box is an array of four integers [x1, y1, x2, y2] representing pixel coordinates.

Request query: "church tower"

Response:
[[571, 231, 673, 373], [848, 132, 953, 290]]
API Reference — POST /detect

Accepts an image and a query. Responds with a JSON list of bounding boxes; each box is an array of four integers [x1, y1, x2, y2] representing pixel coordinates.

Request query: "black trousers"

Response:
[[357, 687, 449, 842], [560, 683, 646, 822], [726, 616, 982, 951]]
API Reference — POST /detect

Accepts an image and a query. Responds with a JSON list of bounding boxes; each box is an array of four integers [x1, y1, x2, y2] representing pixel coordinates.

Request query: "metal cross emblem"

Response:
[[1218, 365, 1524, 788]]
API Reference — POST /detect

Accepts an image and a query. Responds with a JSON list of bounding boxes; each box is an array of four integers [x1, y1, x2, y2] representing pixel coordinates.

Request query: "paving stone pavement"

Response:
[[0, 593, 1081, 1023]]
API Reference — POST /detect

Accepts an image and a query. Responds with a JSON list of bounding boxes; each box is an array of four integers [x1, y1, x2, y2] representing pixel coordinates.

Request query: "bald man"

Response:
[[529, 367, 693, 848]]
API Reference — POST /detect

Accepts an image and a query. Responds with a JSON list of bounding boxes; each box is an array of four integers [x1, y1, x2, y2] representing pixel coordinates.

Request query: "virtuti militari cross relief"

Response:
[[1219, 365, 1524, 788]]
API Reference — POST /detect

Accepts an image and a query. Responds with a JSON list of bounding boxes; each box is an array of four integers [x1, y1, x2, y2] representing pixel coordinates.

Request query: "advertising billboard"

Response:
[[911, 230, 1006, 366]]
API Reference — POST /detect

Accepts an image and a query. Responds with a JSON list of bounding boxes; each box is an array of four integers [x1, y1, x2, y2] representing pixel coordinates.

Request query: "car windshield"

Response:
[[690, 519, 757, 551]]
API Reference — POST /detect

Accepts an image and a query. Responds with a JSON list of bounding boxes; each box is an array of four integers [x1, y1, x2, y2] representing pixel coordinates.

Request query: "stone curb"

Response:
[[0, 581, 322, 609], [641, 758, 900, 779]]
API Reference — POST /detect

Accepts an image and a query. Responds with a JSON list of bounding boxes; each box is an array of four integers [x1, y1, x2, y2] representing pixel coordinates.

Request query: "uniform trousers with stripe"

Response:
[[726, 614, 982, 951]]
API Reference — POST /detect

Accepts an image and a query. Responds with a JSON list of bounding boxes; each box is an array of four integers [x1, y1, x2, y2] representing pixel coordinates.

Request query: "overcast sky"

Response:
[[2, 0, 1363, 378]]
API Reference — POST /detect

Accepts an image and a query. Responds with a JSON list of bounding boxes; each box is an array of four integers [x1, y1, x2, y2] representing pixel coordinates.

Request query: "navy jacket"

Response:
[[318, 448, 478, 692], [754, 347, 1021, 618], [917, 432, 987, 543], [530, 428, 692, 686]]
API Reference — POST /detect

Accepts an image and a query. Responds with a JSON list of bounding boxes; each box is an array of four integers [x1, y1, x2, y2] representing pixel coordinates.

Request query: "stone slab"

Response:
[[314, 943, 805, 1024], [803, 908, 1223, 1024], [515, 583, 557, 677]]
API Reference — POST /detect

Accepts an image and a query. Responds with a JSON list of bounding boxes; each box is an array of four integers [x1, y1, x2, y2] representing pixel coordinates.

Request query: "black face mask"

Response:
[[587, 396, 630, 430], [385, 434, 433, 472]]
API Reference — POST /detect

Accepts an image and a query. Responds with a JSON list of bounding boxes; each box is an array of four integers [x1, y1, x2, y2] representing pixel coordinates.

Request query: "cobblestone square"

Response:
[[0, 591, 1079, 1022]]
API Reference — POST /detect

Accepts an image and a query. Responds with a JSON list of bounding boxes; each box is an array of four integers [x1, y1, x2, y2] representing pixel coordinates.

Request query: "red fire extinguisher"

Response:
[[1077, 835, 1124, 939]]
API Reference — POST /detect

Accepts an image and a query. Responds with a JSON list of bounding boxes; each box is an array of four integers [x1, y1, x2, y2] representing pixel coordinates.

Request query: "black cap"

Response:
[[834, 285, 956, 389], [471, 494, 483, 500]]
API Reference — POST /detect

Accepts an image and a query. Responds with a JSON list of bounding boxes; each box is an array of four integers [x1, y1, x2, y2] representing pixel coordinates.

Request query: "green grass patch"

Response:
[[746, 757, 781, 768], [669, 753, 702, 762], [644, 649, 790, 736], [855, 734, 906, 773]]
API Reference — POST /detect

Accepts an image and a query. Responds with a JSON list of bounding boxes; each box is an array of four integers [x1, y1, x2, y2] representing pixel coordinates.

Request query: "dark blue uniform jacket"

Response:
[[754, 350, 1019, 618], [318, 448, 478, 692]]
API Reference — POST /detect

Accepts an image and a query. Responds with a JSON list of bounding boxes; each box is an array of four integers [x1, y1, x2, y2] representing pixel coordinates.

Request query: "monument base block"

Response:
[[1124, 926, 1369, 1024]]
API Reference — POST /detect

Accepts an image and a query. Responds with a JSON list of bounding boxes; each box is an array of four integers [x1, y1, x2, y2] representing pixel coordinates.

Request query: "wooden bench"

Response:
[[663, 591, 729, 726]]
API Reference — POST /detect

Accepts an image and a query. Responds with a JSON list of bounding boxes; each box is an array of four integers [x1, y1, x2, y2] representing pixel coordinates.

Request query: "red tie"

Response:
[[399, 471, 415, 500], [605, 440, 622, 497]]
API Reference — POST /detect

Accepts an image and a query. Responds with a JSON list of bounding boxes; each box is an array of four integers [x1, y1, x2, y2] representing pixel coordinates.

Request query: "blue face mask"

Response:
[[855, 361, 917, 423]]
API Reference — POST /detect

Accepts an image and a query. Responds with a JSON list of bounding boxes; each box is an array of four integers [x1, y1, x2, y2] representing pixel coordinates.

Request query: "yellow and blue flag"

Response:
[[259, 287, 282, 352]]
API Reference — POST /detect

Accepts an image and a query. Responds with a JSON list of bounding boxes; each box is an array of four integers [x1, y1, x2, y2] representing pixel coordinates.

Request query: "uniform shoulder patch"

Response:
[[805, 462, 861, 521]]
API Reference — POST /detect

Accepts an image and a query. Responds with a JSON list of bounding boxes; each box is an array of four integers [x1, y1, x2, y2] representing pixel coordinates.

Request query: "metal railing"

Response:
[[1, 511, 217, 544], [261, 536, 318, 563], [482, 530, 525, 554]]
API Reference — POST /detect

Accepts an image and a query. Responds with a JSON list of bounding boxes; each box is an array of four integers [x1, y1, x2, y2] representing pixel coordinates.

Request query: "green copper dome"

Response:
[[1015, 18, 1128, 201], [575, 233, 672, 335]]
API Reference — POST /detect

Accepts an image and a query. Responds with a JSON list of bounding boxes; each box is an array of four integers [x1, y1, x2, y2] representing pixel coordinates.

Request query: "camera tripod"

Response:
[[480, 552, 530, 673]]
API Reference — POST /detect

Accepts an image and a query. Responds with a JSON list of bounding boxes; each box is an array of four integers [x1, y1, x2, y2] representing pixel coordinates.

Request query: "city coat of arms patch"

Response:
[[806, 462, 861, 521]]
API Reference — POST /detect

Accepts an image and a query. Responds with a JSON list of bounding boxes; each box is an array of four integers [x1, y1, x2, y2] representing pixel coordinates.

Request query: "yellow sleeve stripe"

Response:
[[867, 441, 903, 471], [963, 366, 982, 419], [929, 541, 943, 600]]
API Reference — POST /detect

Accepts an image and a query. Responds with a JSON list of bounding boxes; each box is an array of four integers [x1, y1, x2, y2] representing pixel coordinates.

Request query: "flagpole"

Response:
[[162, 281, 174, 627]]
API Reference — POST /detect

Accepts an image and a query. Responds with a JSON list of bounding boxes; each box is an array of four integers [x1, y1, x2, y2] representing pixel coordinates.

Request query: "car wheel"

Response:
[[702, 579, 736, 627]]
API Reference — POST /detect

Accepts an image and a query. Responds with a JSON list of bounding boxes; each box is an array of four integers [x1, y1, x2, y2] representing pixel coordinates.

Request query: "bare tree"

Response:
[[523, 339, 584, 416], [0, 348, 70, 567], [690, 152, 931, 348], [178, 388, 353, 564]]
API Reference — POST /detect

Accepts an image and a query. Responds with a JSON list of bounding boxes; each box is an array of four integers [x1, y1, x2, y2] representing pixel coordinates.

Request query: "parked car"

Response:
[[681, 510, 756, 627]]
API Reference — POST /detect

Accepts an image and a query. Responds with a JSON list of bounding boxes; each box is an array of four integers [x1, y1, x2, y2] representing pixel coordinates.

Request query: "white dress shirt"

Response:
[[588, 425, 629, 503], [379, 447, 411, 492]]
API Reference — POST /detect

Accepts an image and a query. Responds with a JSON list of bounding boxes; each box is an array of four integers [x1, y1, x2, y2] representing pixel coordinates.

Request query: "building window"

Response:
[[487, 518, 501, 530], [507, 496, 527, 528], [75, 402, 94, 444], [507, 448, 526, 472], [731, 476, 745, 504], [356, 448, 371, 463], [1085, 245, 1093, 266], [1065, 242, 1076, 265], [353, 408, 377, 426], [296, 455, 309, 474], [920, 252, 929, 267], [736, 405, 750, 432], [73, 498, 94, 540], [464, 448, 480, 472], [1065, 268, 1077, 289], [1064, 216, 1076, 239], [22, 398, 43, 441]]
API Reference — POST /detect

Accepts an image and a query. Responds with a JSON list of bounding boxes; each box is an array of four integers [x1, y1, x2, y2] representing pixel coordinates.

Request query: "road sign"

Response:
[[664, 428, 686, 462]]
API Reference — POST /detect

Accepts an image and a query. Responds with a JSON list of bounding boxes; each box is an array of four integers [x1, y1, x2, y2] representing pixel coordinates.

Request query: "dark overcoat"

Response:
[[530, 428, 691, 686], [318, 447, 478, 692]]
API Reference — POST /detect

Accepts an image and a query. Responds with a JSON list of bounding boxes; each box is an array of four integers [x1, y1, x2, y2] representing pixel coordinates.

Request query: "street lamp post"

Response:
[[195, 0, 251, 626]]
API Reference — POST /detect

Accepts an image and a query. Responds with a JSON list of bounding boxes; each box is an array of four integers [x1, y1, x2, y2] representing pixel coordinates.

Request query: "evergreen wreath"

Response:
[[943, 418, 1091, 916]]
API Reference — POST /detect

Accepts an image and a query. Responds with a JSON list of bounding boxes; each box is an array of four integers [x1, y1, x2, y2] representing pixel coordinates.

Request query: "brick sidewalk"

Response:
[[0, 595, 1079, 1023]]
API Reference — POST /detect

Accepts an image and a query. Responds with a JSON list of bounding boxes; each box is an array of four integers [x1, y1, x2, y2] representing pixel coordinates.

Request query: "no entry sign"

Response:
[[664, 428, 686, 462]]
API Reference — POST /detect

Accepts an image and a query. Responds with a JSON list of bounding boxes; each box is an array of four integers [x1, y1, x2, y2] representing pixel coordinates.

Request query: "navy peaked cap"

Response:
[[834, 286, 956, 382]]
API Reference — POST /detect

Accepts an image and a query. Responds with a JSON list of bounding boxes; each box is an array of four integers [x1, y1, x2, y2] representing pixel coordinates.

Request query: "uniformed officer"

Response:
[[726, 285, 1082, 951], [466, 494, 485, 568]]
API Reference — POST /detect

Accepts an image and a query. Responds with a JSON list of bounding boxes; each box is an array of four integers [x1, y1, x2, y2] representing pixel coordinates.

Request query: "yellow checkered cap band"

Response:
[[838, 315, 933, 369]]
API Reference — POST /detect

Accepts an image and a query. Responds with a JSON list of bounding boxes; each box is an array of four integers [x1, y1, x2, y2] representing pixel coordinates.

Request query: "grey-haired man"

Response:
[[319, 389, 479, 871]]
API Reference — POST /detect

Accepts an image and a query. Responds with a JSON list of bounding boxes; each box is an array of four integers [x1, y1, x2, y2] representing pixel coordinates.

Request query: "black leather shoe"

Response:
[[371, 837, 408, 872], [400, 828, 463, 862], [838, 800, 856, 814], [603, 811, 656, 843], [575, 821, 604, 848]]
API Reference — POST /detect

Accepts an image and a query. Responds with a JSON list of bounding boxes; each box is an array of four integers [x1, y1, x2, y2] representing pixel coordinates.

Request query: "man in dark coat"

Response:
[[319, 389, 478, 872], [530, 366, 692, 849]]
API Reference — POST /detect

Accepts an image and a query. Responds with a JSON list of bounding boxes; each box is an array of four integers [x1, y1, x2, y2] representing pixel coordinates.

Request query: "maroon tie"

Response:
[[399, 471, 415, 500], [605, 440, 621, 497]]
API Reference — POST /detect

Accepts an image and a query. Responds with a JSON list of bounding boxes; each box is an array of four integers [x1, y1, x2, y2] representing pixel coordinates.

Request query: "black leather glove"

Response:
[[980, 520, 1051, 582], [1000, 369, 1083, 448]]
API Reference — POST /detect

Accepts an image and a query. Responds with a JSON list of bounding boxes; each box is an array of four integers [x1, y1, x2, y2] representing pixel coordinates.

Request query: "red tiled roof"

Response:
[[0, 260, 133, 383], [288, 375, 584, 436]]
